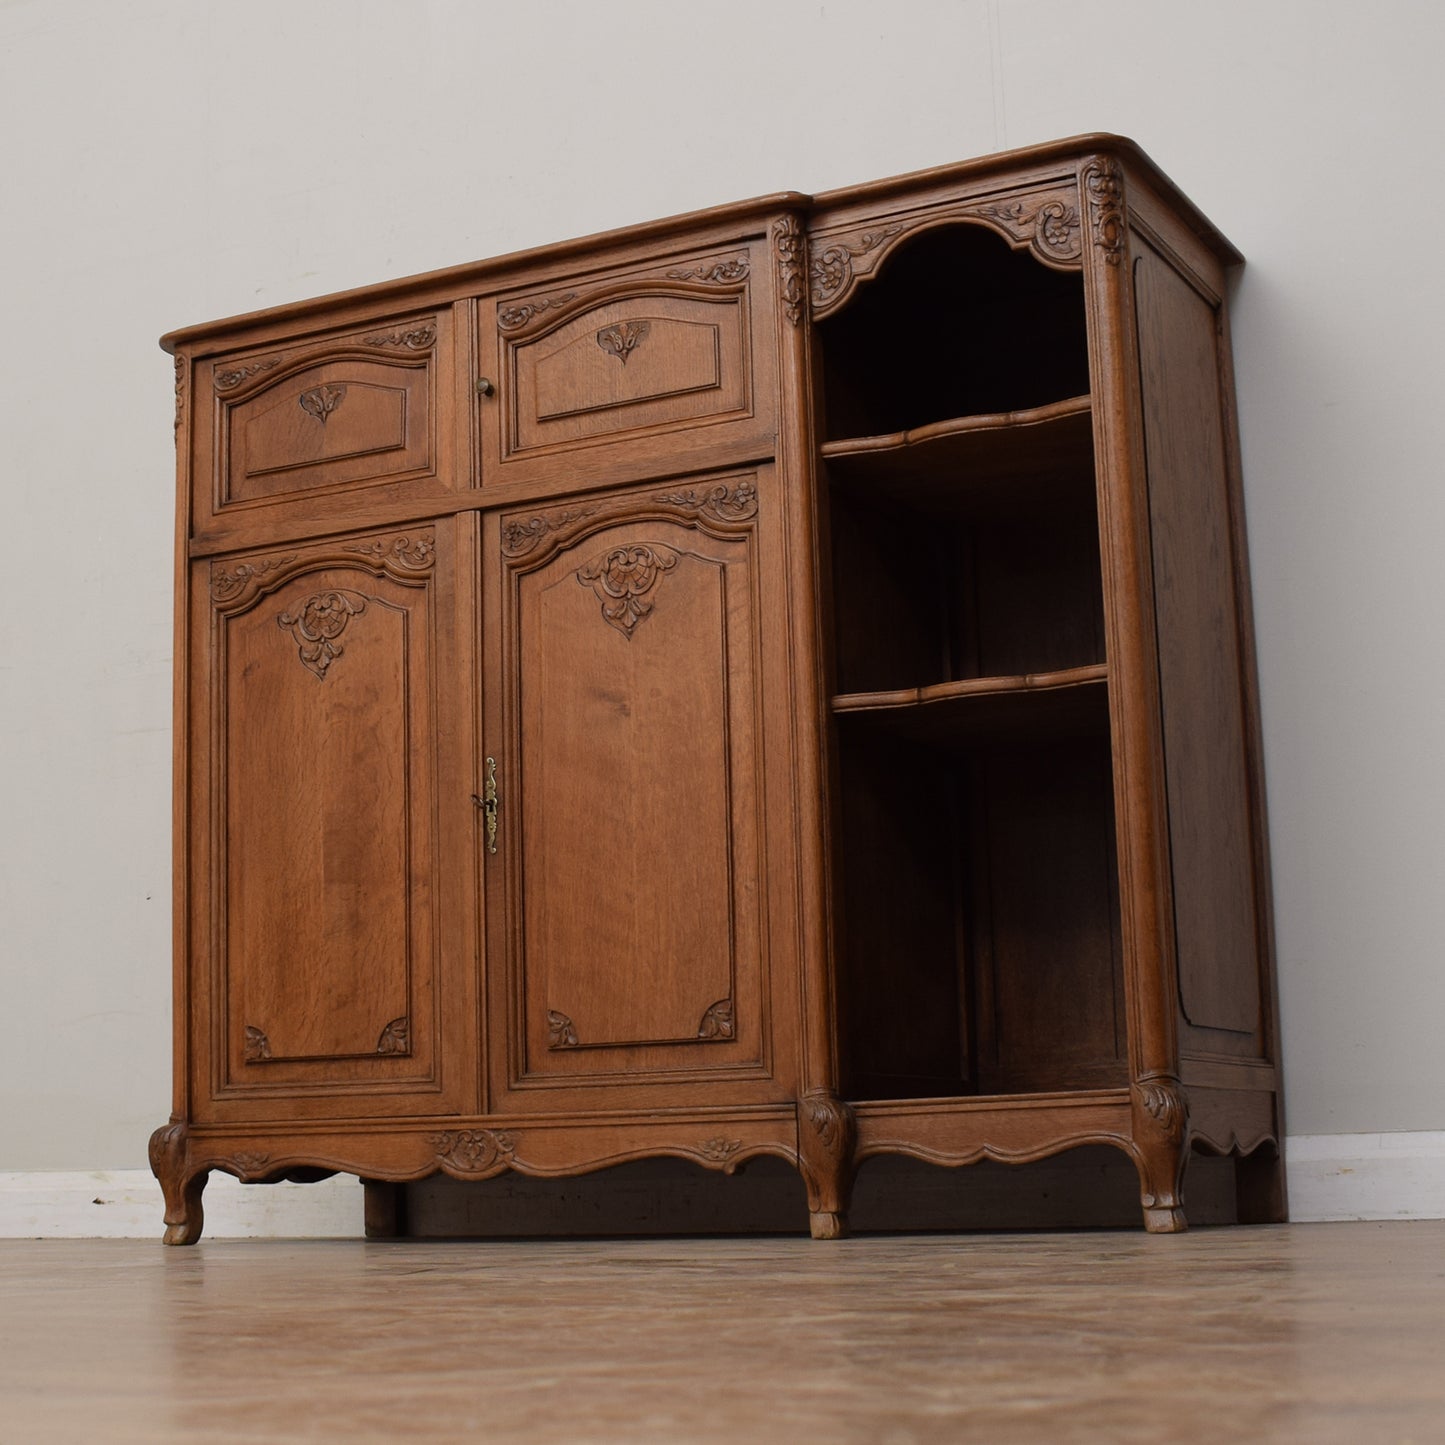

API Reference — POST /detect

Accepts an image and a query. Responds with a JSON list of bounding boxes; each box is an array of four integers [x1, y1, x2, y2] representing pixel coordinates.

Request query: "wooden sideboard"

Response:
[[152, 134, 1284, 1243]]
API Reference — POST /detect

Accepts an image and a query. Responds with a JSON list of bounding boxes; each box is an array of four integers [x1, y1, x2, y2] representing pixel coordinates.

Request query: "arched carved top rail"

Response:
[[209, 529, 437, 611]]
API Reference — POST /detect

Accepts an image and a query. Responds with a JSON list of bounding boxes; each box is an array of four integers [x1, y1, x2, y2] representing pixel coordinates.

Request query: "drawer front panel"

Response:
[[195, 313, 453, 533]]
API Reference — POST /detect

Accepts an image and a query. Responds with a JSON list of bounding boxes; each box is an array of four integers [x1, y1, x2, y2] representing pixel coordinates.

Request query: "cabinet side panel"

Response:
[[1131, 242, 1260, 1038]]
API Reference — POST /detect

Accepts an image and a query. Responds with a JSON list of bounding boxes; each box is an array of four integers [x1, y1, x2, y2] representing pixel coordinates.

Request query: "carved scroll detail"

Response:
[[773, 215, 806, 326], [277, 590, 367, 679], [697, 999, 735, 1040], [376, 1017, 409, 1055], [666, 257, 749, 284], [173, 356, 185, 435], [215, 358, 279, 391], [211, 554, 298, 603], [547, 1010, 579, 1049], [342, 532, 436, 570], [1083, 158, 1126, 266], [498, 293, 577, 332], [596, 320, 650, 365], [243, 1026, 272, 1062], [431, 1129, 516, 1175], [698, 1138, 743, 1163], [808, 225, 901, 313], [502, 506, 601, 558], [299, 384, 347, 423], [654, 479, 757, 523], [577, 544, 679, 639], [363, 322, 436, 350]]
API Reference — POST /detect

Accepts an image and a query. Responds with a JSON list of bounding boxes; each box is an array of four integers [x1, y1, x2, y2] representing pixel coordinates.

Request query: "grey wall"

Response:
[[2, 0, 1440, 1169]]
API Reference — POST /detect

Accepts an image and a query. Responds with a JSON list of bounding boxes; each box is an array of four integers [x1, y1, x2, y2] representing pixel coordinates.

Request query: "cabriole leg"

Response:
[[1131, 1078, 1189, 1233], [798, 1091, 857, 1240], [149, 1120, 208, 1246]]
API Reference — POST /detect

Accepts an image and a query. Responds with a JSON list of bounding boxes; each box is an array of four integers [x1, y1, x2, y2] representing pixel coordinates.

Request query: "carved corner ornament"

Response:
[[277, 590, 367, 680], [666, 257, 749, 285], [431, 1129, 516, 1176], [498, 292, 577, 332], [800, 1090, 857, 1160], [808, 224, 902, 316], [547, 1010, 579, 1050], [363, 322, 436, 350], [211, 553, 298, 604], [975, 195, 1082, 266], [1083, 157, 1126, 266], [654, 479, 758, 525], [243, 1025, 272, 1063], [214, 357, 280, 391], [773, 215, 806, 326], [299, 384, 346, 423], [342, 531, 436, 571], [501, 505, 602, 558], [596, 320, 650, 365], [577, 543, 679, 639], [697, 999, 735, 1041], [376, 1017, 409, 1055]]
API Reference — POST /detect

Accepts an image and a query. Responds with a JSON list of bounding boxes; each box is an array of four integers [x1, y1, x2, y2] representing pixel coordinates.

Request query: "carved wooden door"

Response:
[[188, 518, 476, 1122], [483, 471, 798, 1112]]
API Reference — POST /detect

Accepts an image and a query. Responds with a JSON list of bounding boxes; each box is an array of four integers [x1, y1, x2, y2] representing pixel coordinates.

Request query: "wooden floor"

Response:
[[1, 1224, 1441, 1442]]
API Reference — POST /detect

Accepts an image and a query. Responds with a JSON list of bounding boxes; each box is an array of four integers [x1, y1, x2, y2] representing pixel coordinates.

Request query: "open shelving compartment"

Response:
[[816, 219, 1127, 1106]]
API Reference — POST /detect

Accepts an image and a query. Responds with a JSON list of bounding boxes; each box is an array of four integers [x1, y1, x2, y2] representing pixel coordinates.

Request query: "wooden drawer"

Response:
[[480, 237, 776, 486], [191, 312, 455, 537]]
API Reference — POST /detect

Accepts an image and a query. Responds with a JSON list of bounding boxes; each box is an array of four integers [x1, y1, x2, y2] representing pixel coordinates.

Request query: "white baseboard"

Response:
[[1, 1132, 1440, 1237], [1283, 1131, 1445, 1222]]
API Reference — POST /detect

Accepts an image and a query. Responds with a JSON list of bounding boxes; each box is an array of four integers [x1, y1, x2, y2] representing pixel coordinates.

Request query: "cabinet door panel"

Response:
[[191, 522, 476, 1119], [486, 476, 793, 1107]]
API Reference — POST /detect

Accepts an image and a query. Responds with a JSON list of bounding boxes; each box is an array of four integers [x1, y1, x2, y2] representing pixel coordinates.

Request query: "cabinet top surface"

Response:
[[160, 133, 1238, 355]]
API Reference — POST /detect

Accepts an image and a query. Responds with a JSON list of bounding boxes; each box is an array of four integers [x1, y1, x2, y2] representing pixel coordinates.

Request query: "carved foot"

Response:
[[1131, 1076, 1189, 1236], [798, 1090, 857, 1242], [809, 1210, 850, 1241], [149, 1120, 208, 1246]]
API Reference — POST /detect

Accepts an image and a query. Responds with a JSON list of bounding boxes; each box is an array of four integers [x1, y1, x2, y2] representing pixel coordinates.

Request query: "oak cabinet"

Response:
[[153, 135, 1284, 1244]]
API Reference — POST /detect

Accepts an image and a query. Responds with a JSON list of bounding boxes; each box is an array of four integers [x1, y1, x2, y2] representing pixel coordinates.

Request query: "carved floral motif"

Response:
[[243, 1026, 272, 1062], [773, 215, 806, 326], [277, 590, 368, 680], [577, 544, 679, 639], [431, 1129, 516, 1174], [501, 506, 601, 558], [363, 323, 436, 350], [654, 479, 757, 523], [1083, 158, 1126, 266], [376, 1017, 409, 1055], [498, 293, 577, 332], [547, 1010, 579, 1049], [808, 225, 902, 313], [596, 320, 650, 365], [214, 358, 279, 391], [229, 1152, 271, 1175], [698, 1138, 743, 1163], [666, 257, 749, 284], [342, 532, 436, 570], [697, 999, 735, 1040], [977, 197, 1081, 261], [299, 384, 347, 423], [211, 553, 298, 603]]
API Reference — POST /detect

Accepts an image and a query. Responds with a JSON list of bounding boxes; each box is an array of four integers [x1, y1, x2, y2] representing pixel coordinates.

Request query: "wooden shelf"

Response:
[[822, 395, 1094, 514], [832, 663, 1108, 744]]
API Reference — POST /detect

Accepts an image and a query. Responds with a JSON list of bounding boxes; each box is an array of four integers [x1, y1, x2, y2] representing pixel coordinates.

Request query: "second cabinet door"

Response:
[[483, 471, 798, 1111]]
